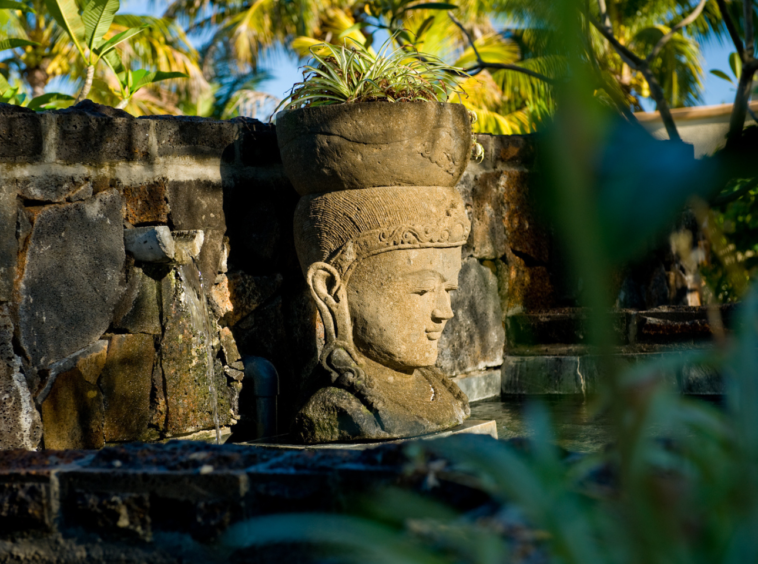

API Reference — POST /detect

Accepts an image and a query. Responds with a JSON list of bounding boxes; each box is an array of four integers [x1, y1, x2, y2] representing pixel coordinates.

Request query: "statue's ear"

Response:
[[306, 262, 351, 345], [307, 262, 342, 307]]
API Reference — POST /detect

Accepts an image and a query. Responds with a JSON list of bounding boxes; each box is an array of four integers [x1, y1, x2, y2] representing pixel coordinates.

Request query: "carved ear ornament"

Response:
[[328, 222, 470, 282]]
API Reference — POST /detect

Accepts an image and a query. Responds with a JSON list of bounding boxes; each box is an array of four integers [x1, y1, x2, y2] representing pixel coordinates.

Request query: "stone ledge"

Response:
[[0, 435, 498, 550], [0, 108, 43, 162], [452, 371, 502, 402], [502, 351, 723, 395], [505, 304, 740, 348], [241, 419, 498, 450], [0, 103, 278, 167]]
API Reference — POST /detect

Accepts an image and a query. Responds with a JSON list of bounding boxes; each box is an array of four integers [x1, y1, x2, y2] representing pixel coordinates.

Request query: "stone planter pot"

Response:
[[276, 102, 472, 196]]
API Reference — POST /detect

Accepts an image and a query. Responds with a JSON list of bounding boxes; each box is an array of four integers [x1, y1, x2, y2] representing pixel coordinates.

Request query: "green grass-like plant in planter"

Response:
[[275, 38, 483, 196], [277, 37, 465, 108]]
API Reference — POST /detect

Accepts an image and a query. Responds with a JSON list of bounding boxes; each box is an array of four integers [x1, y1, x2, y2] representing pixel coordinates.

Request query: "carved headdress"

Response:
[[294, 185, 471, 281]]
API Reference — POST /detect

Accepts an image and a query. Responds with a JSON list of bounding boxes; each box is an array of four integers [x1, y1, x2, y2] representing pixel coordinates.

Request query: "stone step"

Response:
[[452, 370, 502, 402], [241, 419, 498, 450], [502, 352, 722, 395]]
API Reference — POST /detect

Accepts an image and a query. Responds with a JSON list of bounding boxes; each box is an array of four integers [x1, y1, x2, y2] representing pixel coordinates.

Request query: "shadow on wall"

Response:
[[217, 119, 321, 435]]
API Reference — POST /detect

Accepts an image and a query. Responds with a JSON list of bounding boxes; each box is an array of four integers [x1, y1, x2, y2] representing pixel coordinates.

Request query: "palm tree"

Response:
[[164, 0, 721, 125], [164, 0, 711, 131], [0, 1, 206, 113], [585, 0, 724, 110]]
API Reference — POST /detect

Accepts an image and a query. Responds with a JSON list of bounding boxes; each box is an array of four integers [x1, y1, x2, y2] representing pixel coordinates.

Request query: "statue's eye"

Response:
[[413, 287, 434, 296]]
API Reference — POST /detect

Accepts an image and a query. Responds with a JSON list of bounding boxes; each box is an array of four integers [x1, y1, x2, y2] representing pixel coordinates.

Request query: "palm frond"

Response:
[[110, 14, 208, 97], [632, 24, 704, 106], [221, 87, 279, 118], [453, 32, 520, 69], [491, 54, 560, 112]]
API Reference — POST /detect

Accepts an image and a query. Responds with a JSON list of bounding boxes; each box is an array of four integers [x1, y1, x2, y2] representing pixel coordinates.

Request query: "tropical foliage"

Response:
[[0, 0, 744, 128], [159, 0, 724, 130], [0, 0, 205, 113]]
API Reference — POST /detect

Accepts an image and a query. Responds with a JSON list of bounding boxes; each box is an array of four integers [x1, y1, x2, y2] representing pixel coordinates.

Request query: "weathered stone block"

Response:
[[167, 180, 226, 230], [460, 170, 506, 259], [16, 174, 95, 203], [501, 355, 596, 395], [237, 127, 282, 167], [161, 265, 230, 435], [0, 181, 17, 302], [172, 229, 204, 264], [100, 334, 155, 442], [501, 351, 723, 395], [17, 190, 125, 368], [140, 116, 237, 160], [0, 483, 50, 535], [122, 180, 170, 225], [112, 266, 162, 335], [637, 312, 714, 343], [124, 226, 175, 263], [501, 170, 548, 263], [497, 254, 554, 315], [197, 229, 225, 294], [149, 355, 167, 432], [0, 104, 42, 161], [451, 370, 501, 402], [43, 340, 109, 394], [209, 274, 233, 319], [492, 134, 535, 168], [69, 490, 151, 541], [54, 112, 151, 163], [216, 271, 282, 327], [40, 368, 104, 449], [0, 306, 42, 450], [459, 167, 546, 263], [504, 310, 628, 347], [436, 259, 504, 376], [219, 327, 242, 367]]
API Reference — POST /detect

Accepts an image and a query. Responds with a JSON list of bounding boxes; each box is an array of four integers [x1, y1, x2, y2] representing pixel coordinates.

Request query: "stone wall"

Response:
[[0, 439, 494, 561], [0, 101, 302, 450], [0, 101, 723, 451]]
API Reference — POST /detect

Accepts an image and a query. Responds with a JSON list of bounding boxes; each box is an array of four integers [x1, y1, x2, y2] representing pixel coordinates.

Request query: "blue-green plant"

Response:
[[277, 36, 466, 110]]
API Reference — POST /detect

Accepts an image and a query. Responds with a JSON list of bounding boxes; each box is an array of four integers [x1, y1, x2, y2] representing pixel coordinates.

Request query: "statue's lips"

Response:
[[426, 330, 443, 341]]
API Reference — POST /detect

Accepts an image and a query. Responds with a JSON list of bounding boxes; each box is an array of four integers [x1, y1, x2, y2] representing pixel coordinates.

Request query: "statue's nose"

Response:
[[431, 289, 454, 322]]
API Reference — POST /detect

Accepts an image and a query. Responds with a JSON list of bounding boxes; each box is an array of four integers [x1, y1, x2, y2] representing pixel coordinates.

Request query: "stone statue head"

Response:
[[294, 185, 470, 375]]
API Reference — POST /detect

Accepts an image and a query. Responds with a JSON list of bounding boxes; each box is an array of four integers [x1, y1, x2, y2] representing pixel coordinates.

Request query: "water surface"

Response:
[[470, 396, 614, 452], [470, 395, 724, 453]]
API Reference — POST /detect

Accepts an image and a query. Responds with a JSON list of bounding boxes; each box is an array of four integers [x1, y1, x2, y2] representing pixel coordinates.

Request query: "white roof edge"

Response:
[[634, 100, 758, 122]]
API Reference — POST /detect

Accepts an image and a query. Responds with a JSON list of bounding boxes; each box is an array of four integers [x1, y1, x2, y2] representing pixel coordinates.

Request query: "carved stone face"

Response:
[[346, 247, 461, 372]]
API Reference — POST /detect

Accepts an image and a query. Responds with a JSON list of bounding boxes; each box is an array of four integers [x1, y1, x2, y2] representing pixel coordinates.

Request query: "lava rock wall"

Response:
[[0, 101, 299, 449], [0, 101, 719, 450]]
